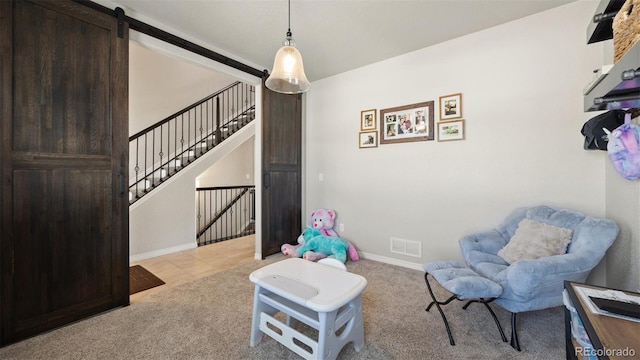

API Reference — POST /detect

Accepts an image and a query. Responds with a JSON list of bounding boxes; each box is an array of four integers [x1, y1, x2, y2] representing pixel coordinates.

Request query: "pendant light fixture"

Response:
[[265, 0, 310, 94]]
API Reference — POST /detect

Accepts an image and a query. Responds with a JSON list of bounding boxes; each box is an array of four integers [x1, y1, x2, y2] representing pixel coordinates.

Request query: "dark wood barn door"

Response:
[[0, 0, 129, 345], [261, 84, 302, 258]]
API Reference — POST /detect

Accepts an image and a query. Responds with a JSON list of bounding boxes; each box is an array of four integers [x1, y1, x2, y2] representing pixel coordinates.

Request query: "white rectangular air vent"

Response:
[[390, 237, 422, 258]]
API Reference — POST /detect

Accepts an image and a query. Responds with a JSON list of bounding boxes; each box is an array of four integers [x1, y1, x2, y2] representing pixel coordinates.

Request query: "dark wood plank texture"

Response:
[[261, 83, 302, 258], [1, 0, 129, 346]]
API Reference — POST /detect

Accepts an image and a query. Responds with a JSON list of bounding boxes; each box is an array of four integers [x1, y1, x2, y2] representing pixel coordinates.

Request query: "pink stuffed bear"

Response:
[[310, 208, 338, 237], [281, 208, 359, 262]]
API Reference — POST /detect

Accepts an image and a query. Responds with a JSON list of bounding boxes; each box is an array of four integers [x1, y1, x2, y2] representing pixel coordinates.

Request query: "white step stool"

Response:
[[249, 258, 367, 359]]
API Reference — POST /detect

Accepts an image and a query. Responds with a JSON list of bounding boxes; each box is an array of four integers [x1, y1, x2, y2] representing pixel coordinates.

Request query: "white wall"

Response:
[[305, 1, 607, 270], [197, 136, 255, 187], [606, 152, 640, 292], [129, 41, 238, 135]]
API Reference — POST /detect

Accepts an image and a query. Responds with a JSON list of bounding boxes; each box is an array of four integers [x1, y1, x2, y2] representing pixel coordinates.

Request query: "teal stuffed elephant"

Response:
[[281, 208, 360, 263], [281, 226, 325, 259], [296, 233, 350, 263]]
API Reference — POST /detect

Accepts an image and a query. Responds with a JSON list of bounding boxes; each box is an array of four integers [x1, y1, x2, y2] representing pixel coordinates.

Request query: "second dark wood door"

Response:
[[261, 83, 302, 258]]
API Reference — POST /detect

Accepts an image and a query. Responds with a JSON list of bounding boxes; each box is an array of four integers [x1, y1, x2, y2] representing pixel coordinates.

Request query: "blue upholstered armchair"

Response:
[[459, 205, 618, 350]]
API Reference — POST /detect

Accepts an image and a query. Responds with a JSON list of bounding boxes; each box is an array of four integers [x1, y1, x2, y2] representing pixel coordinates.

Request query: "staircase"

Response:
[[128, 81, 255, 205], [196, 186, 255, 246]]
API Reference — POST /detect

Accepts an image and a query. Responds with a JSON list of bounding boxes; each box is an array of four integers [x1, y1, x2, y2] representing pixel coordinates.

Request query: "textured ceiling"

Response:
[[100, 0, 577, 81]]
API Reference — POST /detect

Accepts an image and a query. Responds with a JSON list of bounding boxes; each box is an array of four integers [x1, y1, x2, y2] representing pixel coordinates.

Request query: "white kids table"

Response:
[[249, 258, 367, 359]]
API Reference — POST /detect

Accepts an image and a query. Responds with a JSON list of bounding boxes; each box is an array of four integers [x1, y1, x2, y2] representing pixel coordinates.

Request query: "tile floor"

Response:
[[130, 234, 257, 302]]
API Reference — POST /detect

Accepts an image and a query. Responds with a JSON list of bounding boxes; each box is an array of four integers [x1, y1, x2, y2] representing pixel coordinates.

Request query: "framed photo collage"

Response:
[[358, 93, 465, 148]]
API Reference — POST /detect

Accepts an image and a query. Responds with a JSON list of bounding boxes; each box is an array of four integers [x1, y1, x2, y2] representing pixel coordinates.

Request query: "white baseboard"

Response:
[[130, 242, 196, 263], [358, 251, 423, 271], [131, 244, 424, 272]]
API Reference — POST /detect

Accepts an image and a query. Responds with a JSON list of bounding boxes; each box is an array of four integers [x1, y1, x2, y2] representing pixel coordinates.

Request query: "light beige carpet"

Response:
[[0, 256, 565, 359]]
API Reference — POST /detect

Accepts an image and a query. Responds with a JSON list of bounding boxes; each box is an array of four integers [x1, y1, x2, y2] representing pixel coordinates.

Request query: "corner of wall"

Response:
[[605, 156, 640, 291]]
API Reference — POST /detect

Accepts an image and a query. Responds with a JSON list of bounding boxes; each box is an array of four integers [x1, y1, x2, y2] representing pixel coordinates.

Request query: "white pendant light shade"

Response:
[[266, 42, 310, 94], [265, 0, 310, 94]]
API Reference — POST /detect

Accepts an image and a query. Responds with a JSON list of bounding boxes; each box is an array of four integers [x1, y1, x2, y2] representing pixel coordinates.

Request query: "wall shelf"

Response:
[[584, 41, 640, 112], [586, 0, 625, 44], [584, 0, 640, 112]]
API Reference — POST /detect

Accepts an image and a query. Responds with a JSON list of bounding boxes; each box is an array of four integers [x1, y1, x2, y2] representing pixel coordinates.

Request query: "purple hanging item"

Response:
[[607, 112, 640, 181]]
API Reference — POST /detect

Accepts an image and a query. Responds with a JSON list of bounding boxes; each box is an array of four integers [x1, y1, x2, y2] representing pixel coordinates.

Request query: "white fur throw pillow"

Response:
[[498, 218, 573, 264]]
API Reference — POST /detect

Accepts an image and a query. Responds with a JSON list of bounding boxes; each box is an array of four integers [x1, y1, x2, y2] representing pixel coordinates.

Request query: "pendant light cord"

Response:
[[287, 0, 292, 37], [288, 0, 291, 30]]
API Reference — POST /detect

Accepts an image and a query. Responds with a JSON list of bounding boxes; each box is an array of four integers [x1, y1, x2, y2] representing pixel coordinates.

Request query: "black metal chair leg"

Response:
[[462, 299, 475, 310], [424, 273, 456, 346], [482, 302, 507, 342], [510, 312, 521, 351], [462, 299, 507, 343], [427, 294, 458, 311]]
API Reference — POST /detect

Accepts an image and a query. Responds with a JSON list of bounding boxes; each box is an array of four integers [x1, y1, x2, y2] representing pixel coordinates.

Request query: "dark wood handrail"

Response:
[[196, 187, 252, 238], [129, 81, 243, 140], [196, 185, 255, 191]]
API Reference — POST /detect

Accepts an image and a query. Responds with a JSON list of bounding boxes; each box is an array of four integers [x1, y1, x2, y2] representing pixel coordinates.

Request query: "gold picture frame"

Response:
[[358, 131, 378, 148], [439, 93, 462, 120], [437, 119, 465, 141], [360, 109, 377, 131]]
